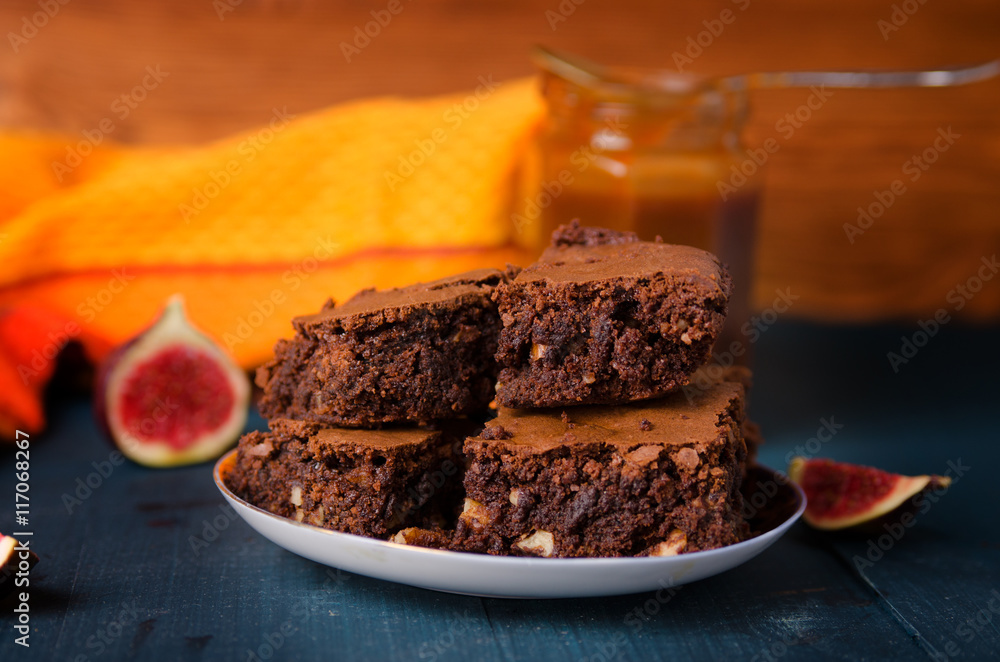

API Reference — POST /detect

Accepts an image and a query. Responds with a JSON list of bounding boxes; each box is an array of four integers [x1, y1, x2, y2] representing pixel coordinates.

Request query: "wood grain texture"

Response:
[[0, 403, 922, 661], [3, 321, 998, 661], [751, 321, 1000, 662], [1, 0, 998, 321]]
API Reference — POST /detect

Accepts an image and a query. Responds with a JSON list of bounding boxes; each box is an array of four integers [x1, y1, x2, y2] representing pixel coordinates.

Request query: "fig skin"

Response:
[[788, 457, 952, 531], [846, 474, 953, 537], [94, 295, 250, 468]]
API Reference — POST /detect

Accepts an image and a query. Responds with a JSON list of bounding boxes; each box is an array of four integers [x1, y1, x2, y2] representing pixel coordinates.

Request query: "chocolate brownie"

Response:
[[433, 380, 749, 558], [493, 222, 732, 408], [686, 364, 762, 464], [256, 268, 514, 428], [226, 419, 463, 538]]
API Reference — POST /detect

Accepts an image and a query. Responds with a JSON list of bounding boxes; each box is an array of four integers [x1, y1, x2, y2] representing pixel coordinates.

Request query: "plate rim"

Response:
[[213, 449, 805, 570]]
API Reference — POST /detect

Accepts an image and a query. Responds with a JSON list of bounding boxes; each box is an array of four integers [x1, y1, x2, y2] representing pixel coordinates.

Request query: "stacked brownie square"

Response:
[[227, 268, 514, 536], [227, 222, 755, 558]]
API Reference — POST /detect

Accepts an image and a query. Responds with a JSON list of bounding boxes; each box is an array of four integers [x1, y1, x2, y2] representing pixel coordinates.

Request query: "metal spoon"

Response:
[[533, 46, 1000, 93], [722, 59, 1000, 91]]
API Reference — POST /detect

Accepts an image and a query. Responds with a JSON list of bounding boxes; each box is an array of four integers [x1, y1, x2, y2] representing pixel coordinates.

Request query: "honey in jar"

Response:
[[522, 53, 761, 363]]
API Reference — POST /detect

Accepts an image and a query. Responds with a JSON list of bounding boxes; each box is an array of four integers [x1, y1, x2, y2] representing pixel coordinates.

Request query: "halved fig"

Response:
[[95, 295, 250, 467], [788, 457, 951, 530]]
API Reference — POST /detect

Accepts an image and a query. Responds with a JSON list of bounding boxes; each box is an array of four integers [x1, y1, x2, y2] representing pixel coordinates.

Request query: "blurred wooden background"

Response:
[[1, 0, 998, 322]]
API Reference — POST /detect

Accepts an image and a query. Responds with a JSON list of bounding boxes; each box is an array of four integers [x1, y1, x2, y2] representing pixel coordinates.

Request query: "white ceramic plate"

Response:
[[214, 451, 805, 598]]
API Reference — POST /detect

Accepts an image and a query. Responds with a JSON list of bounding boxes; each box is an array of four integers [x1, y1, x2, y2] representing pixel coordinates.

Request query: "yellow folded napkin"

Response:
[[0, 77, 544, 435]]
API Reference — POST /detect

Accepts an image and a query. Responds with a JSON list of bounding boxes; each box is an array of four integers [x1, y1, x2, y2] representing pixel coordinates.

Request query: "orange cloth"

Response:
[[0, 78, 544, 436]]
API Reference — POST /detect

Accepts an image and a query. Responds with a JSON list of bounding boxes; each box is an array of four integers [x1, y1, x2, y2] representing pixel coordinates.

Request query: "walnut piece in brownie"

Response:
[[493, 222, 732, 408], [443, 380, 749, 558], [226, 419, 463, 538], [256, 268, 514, 428]]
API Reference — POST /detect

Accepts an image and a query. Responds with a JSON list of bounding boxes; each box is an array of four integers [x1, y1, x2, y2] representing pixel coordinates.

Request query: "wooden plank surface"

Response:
[[752, 321, 1000, 662], [2, 321, 998, 661], [1, 0, 998, 322], [0, 398, 920, 661]]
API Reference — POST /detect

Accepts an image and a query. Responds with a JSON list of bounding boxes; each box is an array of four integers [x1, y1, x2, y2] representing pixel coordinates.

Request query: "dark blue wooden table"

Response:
[[2, 321, 998, 661]]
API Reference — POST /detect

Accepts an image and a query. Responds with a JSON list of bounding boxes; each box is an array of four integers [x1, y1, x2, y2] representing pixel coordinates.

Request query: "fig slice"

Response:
[[788, 457, 951, 530], [95, 295, 250, 467]]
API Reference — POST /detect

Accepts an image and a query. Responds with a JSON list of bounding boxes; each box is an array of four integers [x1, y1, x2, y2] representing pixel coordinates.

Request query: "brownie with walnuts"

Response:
[[256, 267, 514, 428], [391, 379, 749, 558], [493, 222, 732, 408], [685, 363, 762, 465], [226, 419, 464, 538]]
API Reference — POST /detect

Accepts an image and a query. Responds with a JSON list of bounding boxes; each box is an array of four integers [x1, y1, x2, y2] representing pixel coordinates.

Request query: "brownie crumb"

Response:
[[550, 220, 639, 247], [481, 424, 513, 440], [560, 411, 575, 429], [639, 418, 653, 431]]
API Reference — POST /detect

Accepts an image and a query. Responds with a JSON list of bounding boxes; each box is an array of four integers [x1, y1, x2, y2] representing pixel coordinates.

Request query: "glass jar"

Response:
[[526, 57, 761, 363]]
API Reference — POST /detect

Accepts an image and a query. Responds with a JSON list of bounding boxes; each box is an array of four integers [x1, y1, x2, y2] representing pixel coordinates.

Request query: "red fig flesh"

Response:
[[95, 295, 250, 467], [788, 457, 951, 530]]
